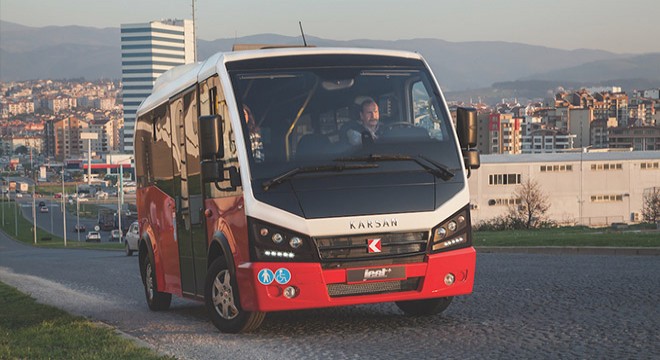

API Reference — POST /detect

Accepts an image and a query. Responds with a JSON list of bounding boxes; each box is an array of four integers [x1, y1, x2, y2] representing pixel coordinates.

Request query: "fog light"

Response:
[[283, 286, 298, 299], [289, 236, 302, 249], [272, 233, 283, 244], [444, 273, 455, 286]]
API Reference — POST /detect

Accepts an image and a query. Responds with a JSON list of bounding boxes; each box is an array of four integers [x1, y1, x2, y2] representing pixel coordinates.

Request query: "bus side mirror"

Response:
[[456, 107, 480, 172], [456, 107, 477, 149], [199, 115, 224, 160]]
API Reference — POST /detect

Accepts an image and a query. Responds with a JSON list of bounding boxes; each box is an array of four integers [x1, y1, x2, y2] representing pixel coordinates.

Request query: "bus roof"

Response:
[[136, 47, 424, 117]]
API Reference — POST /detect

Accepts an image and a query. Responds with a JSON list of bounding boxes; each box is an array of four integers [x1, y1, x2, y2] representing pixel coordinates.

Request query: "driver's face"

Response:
[[360, 102, 379, 130]]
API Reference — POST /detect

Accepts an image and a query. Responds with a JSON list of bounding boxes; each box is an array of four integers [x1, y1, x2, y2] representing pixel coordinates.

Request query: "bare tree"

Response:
[[508, 178, 550, 229], [642, 187, 660, 223]]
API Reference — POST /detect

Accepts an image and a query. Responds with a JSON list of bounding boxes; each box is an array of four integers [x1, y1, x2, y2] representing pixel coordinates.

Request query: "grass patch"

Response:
[[35, 183, 77, 196], [65, 201, 105, 219], [0, 201, 122, 250], [0, 281, 171, 359], [474, 225, 660, 247]]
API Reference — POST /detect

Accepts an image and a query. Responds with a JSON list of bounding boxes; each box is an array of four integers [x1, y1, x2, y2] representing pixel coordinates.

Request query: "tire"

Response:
[[205, 257, 265, 333], [395, 297, 453, 316], [142, 254, 171, 311], [125, 242, 133, 256]]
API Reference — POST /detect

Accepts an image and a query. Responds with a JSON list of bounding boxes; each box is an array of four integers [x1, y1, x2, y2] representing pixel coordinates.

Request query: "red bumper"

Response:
[[235, 247, 476, 312]]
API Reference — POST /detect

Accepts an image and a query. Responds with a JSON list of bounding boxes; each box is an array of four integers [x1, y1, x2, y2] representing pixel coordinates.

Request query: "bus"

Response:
[[134, 47, 480, 333]]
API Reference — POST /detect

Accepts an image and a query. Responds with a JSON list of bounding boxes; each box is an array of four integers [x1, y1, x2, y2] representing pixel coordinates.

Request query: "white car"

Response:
[[85, 231, 101, 242], [124, 221, 139, 256]]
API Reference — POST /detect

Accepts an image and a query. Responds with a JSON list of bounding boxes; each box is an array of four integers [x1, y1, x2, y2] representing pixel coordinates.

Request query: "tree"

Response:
[[508, 178, 551, 229], [642, 187, 660, 223]]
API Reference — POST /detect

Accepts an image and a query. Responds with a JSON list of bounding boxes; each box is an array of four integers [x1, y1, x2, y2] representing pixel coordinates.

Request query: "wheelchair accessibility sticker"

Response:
[[275, 268, 291, 285], [257, 268, 274, 285]]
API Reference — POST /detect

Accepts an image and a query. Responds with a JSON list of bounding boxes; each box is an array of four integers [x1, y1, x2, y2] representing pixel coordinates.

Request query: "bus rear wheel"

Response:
[[142, 255, 171, 311], [395, 296, 453, 316], [205, 257, 265, 333]]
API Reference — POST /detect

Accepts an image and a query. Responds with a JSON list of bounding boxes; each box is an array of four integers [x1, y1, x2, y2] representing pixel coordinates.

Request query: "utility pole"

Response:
[[31, 147, 37, 245], [76, 183, 80, 242], [62, 166, 67, 247], [192, 0, 197, 62]]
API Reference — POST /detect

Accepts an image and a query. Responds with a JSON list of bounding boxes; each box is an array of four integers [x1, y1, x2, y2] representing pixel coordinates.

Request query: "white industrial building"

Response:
[[468, 150, 660, 226]]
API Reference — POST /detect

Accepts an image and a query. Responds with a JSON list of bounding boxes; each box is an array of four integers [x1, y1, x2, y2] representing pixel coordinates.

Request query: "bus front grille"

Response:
[[315, 231, 428, 262], [327, 278, 420, 297]]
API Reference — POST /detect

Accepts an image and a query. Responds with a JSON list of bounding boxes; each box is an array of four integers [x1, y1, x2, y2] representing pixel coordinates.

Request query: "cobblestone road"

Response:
[[1, 234, 658, 359]]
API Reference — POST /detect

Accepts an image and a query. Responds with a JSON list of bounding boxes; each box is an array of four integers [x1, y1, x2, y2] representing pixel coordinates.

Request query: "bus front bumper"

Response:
[[236, 247, 476, 312]]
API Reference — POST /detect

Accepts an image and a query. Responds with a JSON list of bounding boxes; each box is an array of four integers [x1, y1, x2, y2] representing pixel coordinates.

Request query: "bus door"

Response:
[[170, 89, 207, 298]]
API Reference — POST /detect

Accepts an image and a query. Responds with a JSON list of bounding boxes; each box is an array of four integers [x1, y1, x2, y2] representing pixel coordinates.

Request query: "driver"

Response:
[[345, 99, 382, 146]]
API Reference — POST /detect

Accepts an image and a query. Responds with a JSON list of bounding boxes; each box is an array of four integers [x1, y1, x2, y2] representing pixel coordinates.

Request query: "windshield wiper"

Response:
[[334, 153, 455, 181], [262, 163, 379, 191]]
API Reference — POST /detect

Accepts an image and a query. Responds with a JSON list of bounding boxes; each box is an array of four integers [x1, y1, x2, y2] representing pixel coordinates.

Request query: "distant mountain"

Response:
[[0, 21, 120, 81], [1, 20, 657, 93], [522, 53, 660, 83]]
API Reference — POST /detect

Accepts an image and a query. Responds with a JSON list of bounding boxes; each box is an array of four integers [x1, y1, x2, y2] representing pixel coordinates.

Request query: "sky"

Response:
[[1, 0, 659, 54]]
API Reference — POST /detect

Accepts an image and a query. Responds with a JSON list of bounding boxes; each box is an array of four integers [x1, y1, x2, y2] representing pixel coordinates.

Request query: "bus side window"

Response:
[[205, 77, 242, 198], [412, 80, 443, 140]]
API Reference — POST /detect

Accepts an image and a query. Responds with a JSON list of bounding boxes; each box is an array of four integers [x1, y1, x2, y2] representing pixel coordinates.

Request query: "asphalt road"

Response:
[[9, 194, 117, 242], [0, 232, 658, 359]]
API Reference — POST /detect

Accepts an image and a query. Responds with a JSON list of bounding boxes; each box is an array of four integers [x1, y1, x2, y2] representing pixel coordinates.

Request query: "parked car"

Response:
[[39, 206, 49, 213], [74, 224, 86, 232], [124, 221, 139, 256], [85, 231, 101, 242], [54, 193, 62, 199], [109, 229, 122, 242]]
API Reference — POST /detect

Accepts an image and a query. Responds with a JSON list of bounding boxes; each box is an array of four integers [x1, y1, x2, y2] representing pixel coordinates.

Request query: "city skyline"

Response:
[[1, 0, 660, 54]]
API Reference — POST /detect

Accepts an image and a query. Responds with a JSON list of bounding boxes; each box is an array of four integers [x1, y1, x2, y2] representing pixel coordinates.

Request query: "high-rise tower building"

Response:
[[120, 19, 195, 152]]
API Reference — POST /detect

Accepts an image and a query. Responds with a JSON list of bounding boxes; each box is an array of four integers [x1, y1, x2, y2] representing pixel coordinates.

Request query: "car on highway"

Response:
[[85, 231, 101, 242], [39, 201, 46, 207], [39, 206, 49, 213], [109, 229, 122, 242], [124, 221, 139, 256], [74, 224, 86, 232]]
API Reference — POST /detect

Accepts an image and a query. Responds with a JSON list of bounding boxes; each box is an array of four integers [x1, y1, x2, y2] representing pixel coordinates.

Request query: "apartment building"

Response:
[[608, 126, 660, 151], [487, 113, 523, 154], [521, 129, 575, 154], [50, 116, 89, 161], [120, 19, 195, 153], [468, 151, 660, 226]]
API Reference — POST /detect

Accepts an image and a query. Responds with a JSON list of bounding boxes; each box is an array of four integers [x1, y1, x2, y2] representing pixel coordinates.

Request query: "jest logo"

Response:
[[363, 268, 392, 280]]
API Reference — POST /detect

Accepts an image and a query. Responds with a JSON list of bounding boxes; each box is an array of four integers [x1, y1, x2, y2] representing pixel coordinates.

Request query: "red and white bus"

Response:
[[134, 47, 480, 333]]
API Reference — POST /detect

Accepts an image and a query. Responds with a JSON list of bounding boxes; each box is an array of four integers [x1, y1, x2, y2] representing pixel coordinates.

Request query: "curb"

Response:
[[476, 246, 660, 256]]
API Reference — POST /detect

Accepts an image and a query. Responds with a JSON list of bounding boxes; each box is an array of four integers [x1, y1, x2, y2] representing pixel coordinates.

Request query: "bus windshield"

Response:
[[229, 60, 462, 187]]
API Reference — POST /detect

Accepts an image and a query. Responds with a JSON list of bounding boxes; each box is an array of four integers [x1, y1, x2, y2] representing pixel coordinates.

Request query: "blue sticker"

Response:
[[257, 268, 274, 285], [275, 268, 291, 285]]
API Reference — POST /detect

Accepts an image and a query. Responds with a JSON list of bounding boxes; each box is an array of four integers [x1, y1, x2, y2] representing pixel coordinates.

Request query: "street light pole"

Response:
[[118, 163, 123, 239], [62, 167, 67, 247], [76, 183, 80, 242], [31, 147, 37, 245]]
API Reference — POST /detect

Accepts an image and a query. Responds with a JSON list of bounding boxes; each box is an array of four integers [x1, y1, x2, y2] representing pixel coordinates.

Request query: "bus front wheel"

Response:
[[395, 296, 453, 316], [205, 257, 265, 333], [142, 254, 171, 311]]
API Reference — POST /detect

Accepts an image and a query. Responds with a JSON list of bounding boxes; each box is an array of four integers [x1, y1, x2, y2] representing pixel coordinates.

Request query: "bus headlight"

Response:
[[248, 217, 317, 262], [430, 207, 472, 253]]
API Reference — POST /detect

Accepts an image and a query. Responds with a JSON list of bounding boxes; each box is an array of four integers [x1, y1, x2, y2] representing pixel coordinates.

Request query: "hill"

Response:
[[1, 20, 657, 93]]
